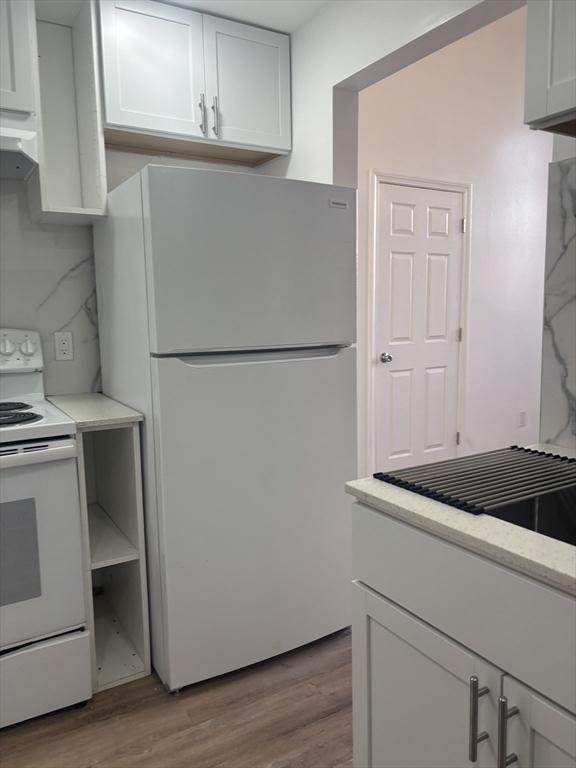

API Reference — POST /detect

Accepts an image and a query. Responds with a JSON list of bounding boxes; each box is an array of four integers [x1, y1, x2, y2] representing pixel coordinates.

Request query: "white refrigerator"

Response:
[[94, 166, 356, 691]]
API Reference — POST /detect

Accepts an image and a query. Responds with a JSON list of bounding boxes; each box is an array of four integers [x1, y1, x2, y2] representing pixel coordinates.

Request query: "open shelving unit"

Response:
[[48, 394, 150, 693], [89, 503, 138, 570], [27, 0, 107, 223]]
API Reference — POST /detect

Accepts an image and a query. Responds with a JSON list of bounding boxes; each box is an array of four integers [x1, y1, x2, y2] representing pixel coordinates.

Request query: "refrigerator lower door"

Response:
[[150, 346, 356, 690]]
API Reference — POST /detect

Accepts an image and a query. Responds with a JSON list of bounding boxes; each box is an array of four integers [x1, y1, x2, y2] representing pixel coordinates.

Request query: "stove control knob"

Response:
[[0, 338, 16, 356], [20, 338, 36, 357]]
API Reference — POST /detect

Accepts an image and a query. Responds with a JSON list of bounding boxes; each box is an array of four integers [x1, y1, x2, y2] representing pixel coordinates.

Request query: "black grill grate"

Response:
[[373, 446, 576, 514]]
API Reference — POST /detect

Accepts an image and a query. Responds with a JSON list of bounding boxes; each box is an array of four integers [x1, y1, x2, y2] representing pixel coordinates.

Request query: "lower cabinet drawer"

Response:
[[353, 502, 576, 714], [0, 630, 92, 727]]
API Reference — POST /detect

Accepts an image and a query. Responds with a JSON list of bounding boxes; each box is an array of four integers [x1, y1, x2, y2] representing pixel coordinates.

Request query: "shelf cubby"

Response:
[[48, 394, 150, 694]]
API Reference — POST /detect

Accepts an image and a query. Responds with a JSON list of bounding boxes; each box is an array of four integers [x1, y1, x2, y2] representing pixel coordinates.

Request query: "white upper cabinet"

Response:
[[203, 16, 291, 151], [0, 0, 37, 113], [99, 0, 291, 154], [525, 0, 576, 132], [100, 0, 206, 138]]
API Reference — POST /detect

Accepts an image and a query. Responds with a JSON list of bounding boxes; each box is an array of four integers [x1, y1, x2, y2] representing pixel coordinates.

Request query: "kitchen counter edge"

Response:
[[346, 476, 576, 596], [48, 393, 143, 429]]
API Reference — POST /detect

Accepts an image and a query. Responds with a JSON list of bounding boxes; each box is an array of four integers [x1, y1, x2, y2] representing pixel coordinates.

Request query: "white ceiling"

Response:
[[36, 0, 330, 33], [35, 0, 331, 32], [157, 0, 330, 32]]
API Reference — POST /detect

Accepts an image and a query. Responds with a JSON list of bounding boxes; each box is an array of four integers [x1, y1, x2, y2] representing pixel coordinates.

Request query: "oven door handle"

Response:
[[0, 440, 77, 469]]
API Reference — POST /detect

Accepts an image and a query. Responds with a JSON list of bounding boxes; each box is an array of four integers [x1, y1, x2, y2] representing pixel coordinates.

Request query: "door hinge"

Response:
[[457, 327, 463, 342], [460, 217, 467, 234], [456, 431, 461, 446]]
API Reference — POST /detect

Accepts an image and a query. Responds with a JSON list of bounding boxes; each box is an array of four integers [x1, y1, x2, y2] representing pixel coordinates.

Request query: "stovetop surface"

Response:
[[0, 395, 76, 443]]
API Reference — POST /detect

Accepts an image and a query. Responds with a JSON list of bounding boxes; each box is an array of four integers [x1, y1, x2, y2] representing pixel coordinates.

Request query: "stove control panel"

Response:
[[0, 329, 43, 372]]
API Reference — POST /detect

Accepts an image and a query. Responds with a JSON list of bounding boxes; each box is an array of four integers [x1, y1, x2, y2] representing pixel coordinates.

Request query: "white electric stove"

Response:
[[0, 328, 91, 728]]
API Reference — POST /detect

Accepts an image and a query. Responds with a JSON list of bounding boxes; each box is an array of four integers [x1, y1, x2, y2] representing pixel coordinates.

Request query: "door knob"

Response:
[[380, 352, 393, 364]]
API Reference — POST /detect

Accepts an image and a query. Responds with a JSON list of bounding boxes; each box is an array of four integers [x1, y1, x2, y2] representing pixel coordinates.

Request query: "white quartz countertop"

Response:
[[48, 393, 143, 429], [346, 453, 576, 595]]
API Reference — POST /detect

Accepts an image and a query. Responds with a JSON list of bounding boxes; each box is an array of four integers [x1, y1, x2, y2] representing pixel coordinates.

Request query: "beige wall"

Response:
[[357, 8, 553, 473]]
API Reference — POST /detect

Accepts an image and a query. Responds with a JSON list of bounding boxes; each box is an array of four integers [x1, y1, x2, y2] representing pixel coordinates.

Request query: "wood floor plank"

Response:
[[0, 631, 352, 768]]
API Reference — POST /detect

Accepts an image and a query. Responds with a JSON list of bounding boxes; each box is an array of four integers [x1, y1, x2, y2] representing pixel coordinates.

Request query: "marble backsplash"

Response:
[[540, 157, 576, 450], [0, 180, 100, 395]]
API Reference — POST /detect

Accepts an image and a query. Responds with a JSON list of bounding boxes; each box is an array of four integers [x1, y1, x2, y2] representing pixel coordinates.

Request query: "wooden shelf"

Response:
[[93, 595, 145, 691], [88, 503, 138, 570]]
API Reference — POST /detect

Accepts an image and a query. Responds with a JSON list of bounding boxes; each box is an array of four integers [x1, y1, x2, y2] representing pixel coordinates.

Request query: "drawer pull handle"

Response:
[[212, 95, 220, 137], [469, 675, 490, 763], [198, 93, 207, 135], [497, 695, 519, 768]]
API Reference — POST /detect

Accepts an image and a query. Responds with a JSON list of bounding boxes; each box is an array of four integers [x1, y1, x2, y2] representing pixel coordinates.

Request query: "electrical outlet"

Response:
[[518, 411, 527, 428], [54, 331, 74, 361]]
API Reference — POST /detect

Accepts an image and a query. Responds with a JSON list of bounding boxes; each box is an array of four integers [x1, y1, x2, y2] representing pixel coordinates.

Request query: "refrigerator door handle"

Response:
[[166, 345, 352, 367]]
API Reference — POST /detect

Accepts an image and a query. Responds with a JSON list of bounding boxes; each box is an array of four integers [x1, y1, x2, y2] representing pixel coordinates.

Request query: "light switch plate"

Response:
[[54, 331, 73, 361]]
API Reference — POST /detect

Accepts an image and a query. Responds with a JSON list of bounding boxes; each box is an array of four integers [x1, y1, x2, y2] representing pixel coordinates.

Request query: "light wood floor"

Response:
[[0, 630, 352, 768]]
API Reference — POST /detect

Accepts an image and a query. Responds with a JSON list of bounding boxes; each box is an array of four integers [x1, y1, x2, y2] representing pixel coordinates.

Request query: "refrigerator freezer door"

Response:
[[142, 166, 356, 354], [150, 346, 356, 690]]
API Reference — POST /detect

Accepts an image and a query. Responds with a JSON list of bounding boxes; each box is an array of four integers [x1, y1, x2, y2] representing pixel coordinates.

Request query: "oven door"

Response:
[[0, 439, 85, 649]]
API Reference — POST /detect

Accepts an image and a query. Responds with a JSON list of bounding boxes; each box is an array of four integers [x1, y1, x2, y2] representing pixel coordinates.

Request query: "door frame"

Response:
[[362, 172, 472, 474]]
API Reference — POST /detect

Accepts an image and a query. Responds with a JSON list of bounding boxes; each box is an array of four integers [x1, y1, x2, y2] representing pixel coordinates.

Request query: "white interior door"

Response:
[[203, 15, 291, 151], [150, 346, 356, 690], [99, 0, 206, 137], [373, 181, 464, 471]]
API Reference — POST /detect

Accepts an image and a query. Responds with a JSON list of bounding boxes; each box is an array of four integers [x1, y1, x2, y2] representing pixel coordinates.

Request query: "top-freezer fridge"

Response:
[[94, 166, 357, 691]]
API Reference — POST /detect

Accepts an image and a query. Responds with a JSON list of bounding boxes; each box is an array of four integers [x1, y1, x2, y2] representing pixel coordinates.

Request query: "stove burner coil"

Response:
[[0, 402, 32, 412], [0, 411, 42, 426]]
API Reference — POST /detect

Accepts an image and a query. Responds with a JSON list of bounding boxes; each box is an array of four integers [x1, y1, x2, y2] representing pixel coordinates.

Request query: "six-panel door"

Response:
[[203, 15, 291, 151], [99, 0, 206, 138], [373, 181, 464, 471], [352, 582, 501, 768]]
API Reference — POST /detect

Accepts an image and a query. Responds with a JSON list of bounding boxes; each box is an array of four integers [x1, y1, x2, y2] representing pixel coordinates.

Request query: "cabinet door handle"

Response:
[[497, 696, 519, 768], [199, 93, 207, 135], [469, 676, 490, 763], [211, 95, 220, 137]]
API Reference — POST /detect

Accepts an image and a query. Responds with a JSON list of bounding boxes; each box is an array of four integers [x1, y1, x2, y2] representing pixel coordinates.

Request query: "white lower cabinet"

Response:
[[353, 583, 501, 768], [502, 677, 576, 768], [353, 581, 576, 768]]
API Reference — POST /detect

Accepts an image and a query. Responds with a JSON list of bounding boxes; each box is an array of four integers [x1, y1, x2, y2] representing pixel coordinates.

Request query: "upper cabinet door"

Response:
[[203, 16, 291, 151], [99, 0, 206, 138], [0, 0, 36, 113], [525, 0, 576, 126]]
